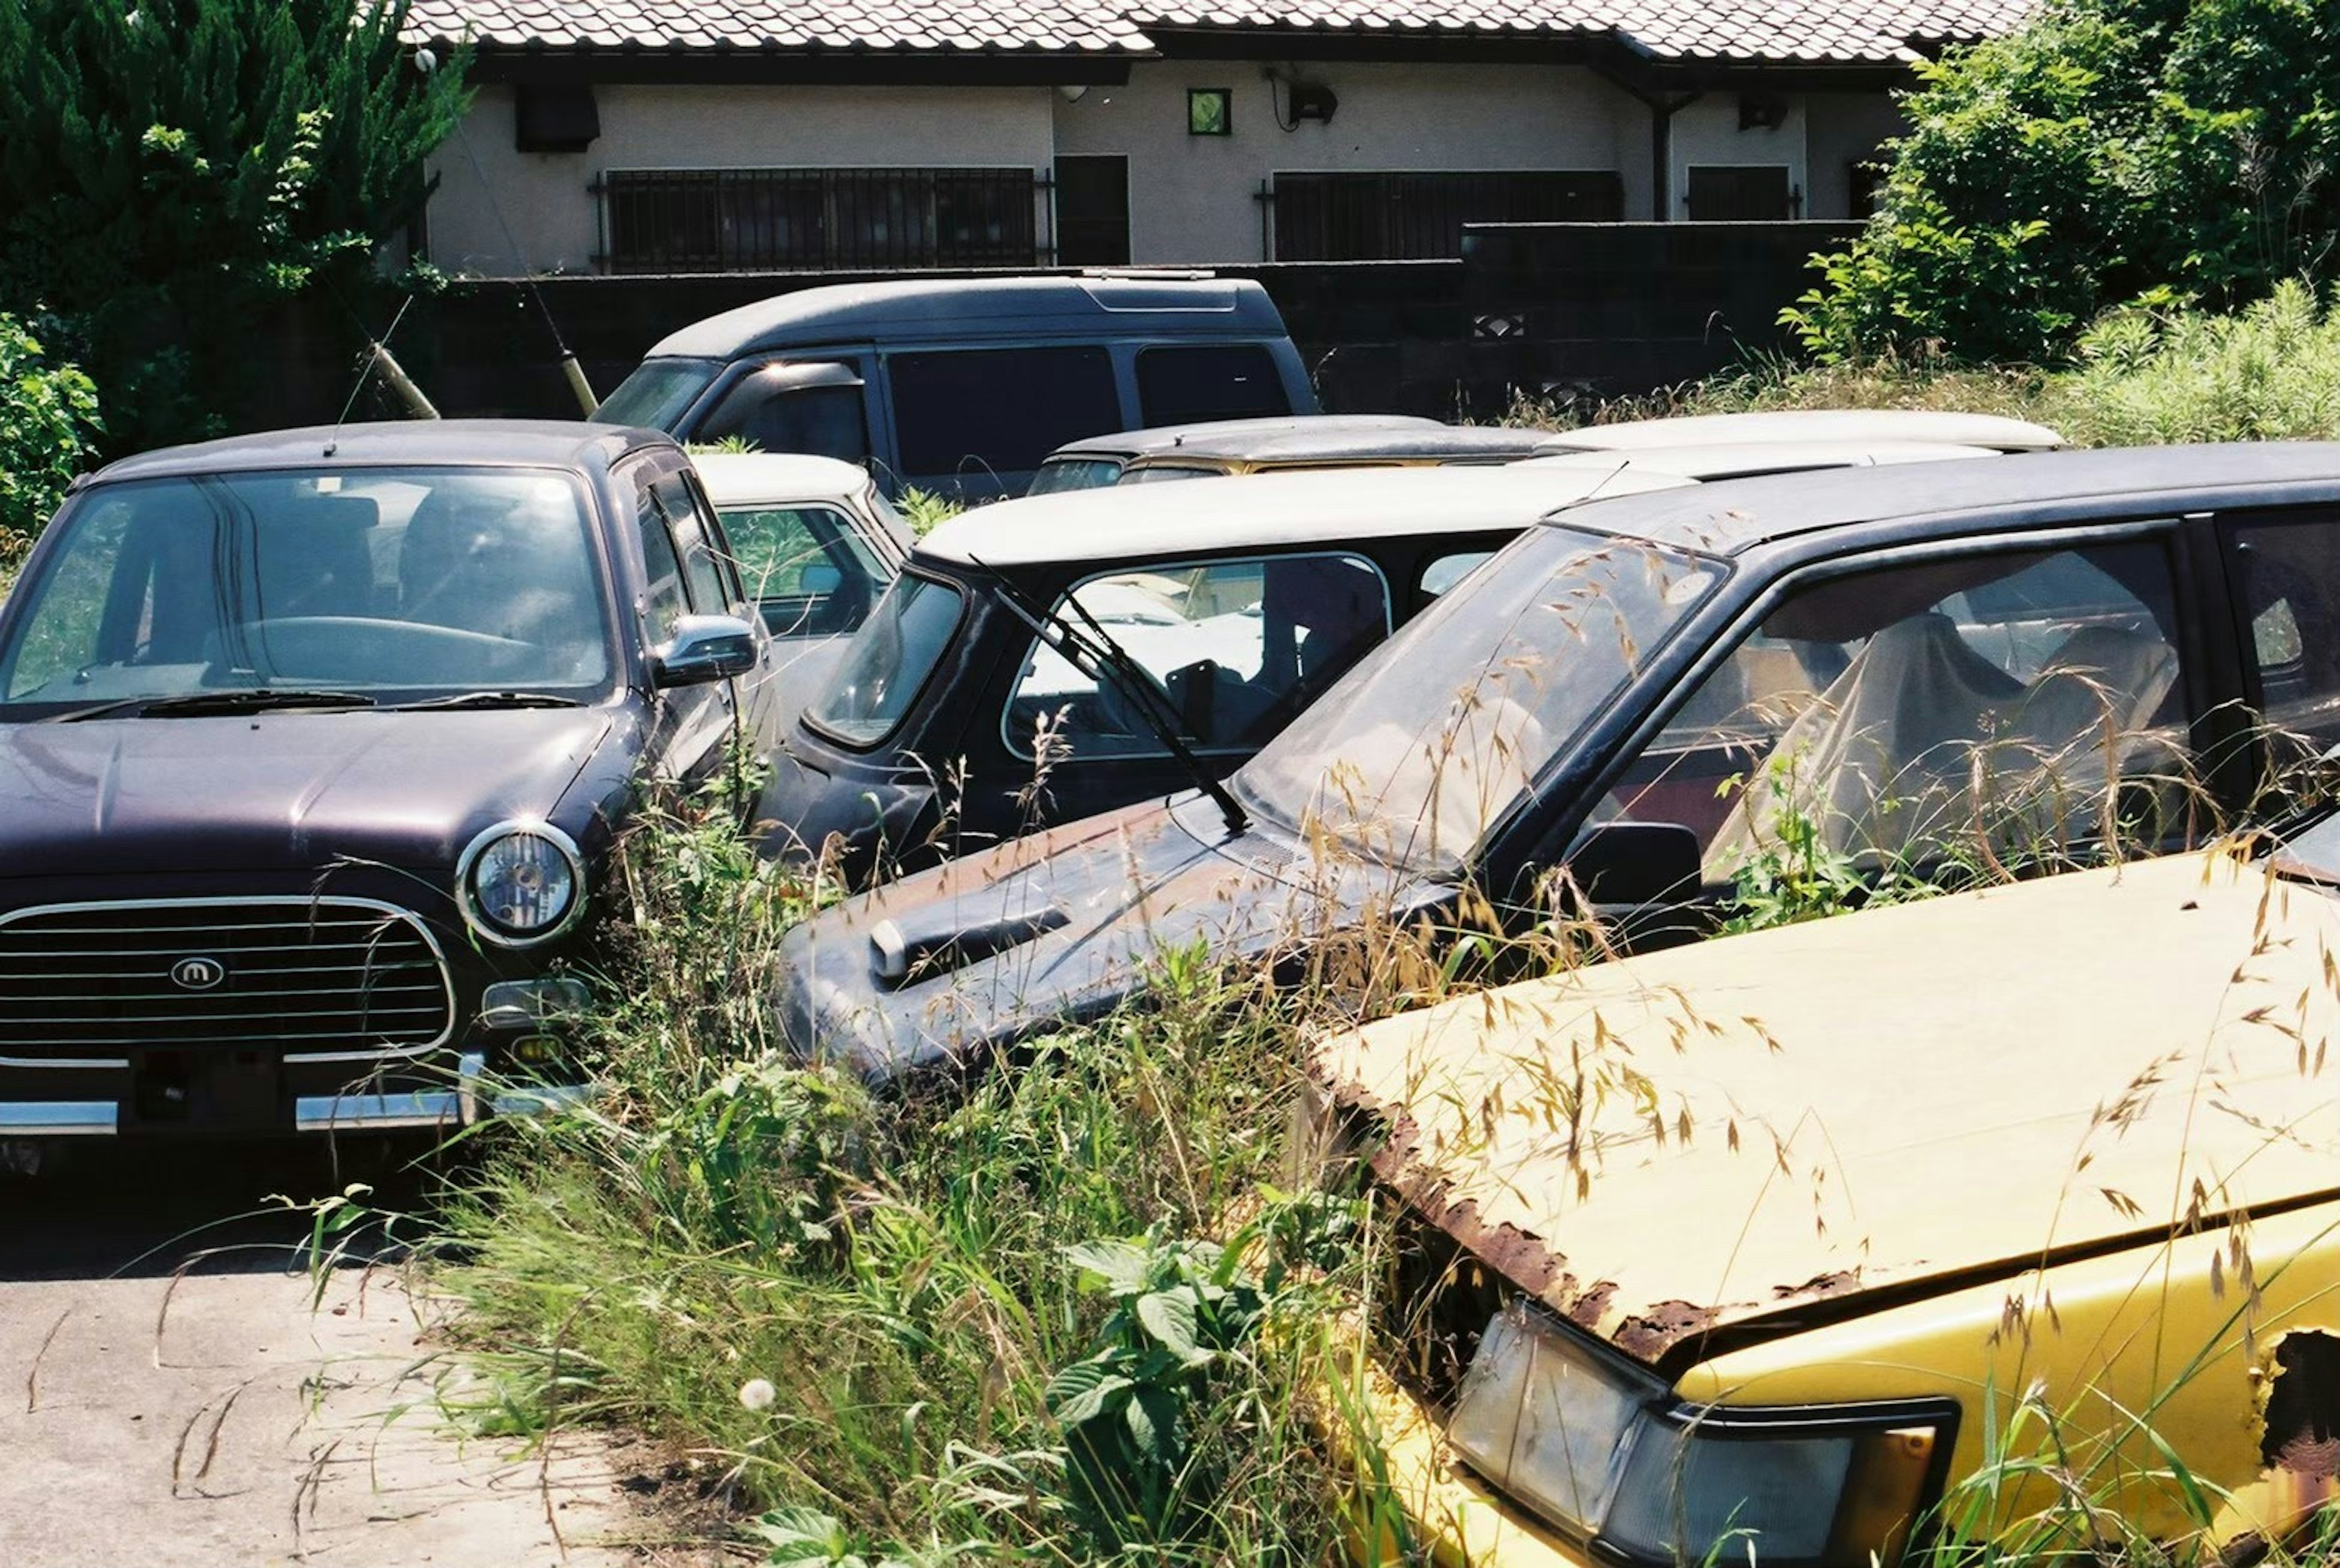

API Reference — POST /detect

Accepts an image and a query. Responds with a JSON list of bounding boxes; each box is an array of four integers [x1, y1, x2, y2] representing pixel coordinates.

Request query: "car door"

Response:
[[628, 459, 760, 787], [714, 496, 898, 724], [1539, 523, 2204, 938]]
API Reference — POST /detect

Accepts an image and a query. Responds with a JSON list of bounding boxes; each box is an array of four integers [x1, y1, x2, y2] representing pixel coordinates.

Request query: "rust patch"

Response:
[[1771, 1269, 1863, 1302], [1614, 1300, 1725, 1360], [1565, 1279, 1618, 1330]]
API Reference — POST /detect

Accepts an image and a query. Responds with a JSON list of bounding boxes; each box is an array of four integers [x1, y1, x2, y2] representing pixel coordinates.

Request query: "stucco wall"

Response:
[[425, 83, 1058, 275], [1052, 61, 1647, 261], [1804, 91, 1907, 218], [1666, 91, 1809, 219]]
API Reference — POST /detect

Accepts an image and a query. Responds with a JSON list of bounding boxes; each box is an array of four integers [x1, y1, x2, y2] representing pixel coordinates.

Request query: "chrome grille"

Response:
[[0, 899, 454, 1060]]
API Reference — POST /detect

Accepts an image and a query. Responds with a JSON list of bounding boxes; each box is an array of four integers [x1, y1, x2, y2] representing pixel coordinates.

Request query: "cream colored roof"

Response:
[[1313, 849, 2340, 1362], [1536, 408, 2067, 453], [689, 450, 874, 509]]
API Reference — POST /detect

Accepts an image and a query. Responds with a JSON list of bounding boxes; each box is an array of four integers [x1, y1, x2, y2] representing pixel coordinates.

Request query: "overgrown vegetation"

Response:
[[1790, 0, 2340, 363], [0, 0, 469, 457], [0, 313, 99, 573]]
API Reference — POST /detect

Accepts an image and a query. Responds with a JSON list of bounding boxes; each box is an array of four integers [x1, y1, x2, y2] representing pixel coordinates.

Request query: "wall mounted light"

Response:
[[1188, 87, 1232, 136]]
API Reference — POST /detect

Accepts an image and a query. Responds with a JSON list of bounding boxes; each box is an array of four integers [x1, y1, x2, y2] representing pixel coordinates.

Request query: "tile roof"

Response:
[[405, 0, 2030, 65]]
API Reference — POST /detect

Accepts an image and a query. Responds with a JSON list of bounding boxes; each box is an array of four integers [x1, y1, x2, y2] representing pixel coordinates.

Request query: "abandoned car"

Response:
[[1306, 834, 2339, 1566], [1530, 408, 2066, 455], [0, 420, 779, 1137], [775, 442, 2340, 1080], [756, 463, 1689, 875], [691, 450, 910, 722]]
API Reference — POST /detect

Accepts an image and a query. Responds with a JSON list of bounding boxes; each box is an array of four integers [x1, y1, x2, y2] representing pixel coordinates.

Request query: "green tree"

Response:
[[0, 0, 468, 455], [1793, 0, 2340, 363], [0, 316, 101, 572]]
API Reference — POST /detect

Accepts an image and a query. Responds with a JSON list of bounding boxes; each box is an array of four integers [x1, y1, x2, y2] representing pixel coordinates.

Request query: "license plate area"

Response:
[[131, 1048, 283, 1130]]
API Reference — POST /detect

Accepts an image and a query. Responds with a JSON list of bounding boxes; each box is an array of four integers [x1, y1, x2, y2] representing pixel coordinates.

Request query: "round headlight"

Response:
[[458, 822, 584, 945]]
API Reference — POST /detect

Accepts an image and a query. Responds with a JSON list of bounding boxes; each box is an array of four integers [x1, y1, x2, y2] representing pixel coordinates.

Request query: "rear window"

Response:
[[889, 347, 1120, 483], [1136, 344, 1289, 427], [805, 572, 965, 747]]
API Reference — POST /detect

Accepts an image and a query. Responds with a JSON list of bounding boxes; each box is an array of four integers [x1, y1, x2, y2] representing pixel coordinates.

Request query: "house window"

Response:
[[1684, 165, 1795, 221], [1271, 171, 1624, 261], [601, 168, 1040, 273], [1054, 155, 1130, 267]]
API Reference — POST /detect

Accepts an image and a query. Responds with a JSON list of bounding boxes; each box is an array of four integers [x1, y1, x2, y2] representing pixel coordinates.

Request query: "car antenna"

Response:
[[328, 294, 436, 456], [970, 553, 1251, 836], [448, 110, 600, 416]]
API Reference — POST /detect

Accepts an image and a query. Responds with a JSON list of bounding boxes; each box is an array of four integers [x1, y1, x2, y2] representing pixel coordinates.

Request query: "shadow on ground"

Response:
[[0, 1135, 446, 1282]]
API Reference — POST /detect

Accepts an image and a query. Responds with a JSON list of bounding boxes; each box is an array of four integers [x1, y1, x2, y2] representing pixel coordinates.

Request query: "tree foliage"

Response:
[[1793, 0, 2340, 363], [0, 0, 468, 454], [0, 316, 101, 572]]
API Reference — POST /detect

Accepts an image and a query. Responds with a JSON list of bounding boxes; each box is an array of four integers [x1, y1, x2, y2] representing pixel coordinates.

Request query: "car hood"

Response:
[[776, 791, 1449, 1080], [1313, 849, 2340, 1366], [0, 708, 621, 880]]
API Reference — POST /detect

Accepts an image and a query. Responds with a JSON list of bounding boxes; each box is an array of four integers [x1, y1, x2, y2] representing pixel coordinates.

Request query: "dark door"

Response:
[[1055, 155, 1130, 267], [631, 461, 751, 787]]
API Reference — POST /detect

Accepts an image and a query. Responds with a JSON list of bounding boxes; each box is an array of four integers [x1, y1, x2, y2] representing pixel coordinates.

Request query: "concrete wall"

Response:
[[1667, 91, 1808, 219], [425, 83, 1058, 275], [1052, 60, 1648, 261]]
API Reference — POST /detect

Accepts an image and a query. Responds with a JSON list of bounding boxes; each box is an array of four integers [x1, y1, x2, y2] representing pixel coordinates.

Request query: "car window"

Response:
[[1028, 457, 1125, 495], [1136, 344, 1291, 427], [636, 485, 690, 641], [1420, 550, 1494, 598], [2221, 514, 2340, 766], [888, 347, 1120, 484], [698, 372, 871, 466], [804, 572, 965, 747], [1004, 553, 1390, 760], [594, 357, 723, 430], [651, 474, 733, 614], [718, 503, 887, 637], [0, 467, 613, 709], [1598, 539, 2186, 886], [1119, 463, 1221, 485]]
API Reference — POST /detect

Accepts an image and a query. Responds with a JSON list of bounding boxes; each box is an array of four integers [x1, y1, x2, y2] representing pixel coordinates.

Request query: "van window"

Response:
[[889, 347, 1119, 484], [698, 369, 871, 466], [1136, 345, 1290, 427]]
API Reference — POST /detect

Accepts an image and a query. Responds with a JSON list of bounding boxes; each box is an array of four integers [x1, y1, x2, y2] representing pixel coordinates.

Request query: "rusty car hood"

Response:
[[1313, 848, 2340, 1365], [0, 707, 620, 880]]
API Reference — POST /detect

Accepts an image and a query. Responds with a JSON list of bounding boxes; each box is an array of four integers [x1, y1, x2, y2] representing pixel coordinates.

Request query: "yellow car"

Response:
[[1307, 837, 2340, 1566]]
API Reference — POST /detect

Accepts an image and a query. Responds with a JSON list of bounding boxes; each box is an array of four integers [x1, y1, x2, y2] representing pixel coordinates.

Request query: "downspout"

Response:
[[1646, 90, 1699, 221]]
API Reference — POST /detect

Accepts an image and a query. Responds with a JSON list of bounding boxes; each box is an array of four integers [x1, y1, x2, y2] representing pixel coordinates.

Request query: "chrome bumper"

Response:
[[0, 1052, 592, 1136]]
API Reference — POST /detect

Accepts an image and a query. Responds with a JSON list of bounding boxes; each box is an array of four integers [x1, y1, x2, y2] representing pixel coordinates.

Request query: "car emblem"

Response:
[[169, 956, 227, 992]]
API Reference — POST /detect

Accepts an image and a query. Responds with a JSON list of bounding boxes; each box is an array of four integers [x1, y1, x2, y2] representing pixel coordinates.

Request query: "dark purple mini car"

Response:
[[0, 420, 780, 1140]]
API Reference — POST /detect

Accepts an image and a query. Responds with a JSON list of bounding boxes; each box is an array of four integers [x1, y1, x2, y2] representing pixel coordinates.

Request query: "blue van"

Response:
[[592, 274, 1317, 502]]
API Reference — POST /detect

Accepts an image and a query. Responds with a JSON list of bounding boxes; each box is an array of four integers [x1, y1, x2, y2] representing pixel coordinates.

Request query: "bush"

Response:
[[1793, 0, 2340, 363], [0, 314, 99, 572]]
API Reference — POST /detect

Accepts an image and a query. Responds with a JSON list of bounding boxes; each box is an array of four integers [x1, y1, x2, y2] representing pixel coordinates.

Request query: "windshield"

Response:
[[0, 467, 613, 717], [804, 571, 966, 747], [1120, 463, 1219, 484], [1027, 457, 1125, 495], [594, 357, 723, 431], [1233, 525, 1723, 876]]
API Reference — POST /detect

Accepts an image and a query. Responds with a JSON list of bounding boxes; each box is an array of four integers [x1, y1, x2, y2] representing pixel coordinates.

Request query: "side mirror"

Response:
[[650, 613, 759, 687], [1566, 820, 1705, 910]]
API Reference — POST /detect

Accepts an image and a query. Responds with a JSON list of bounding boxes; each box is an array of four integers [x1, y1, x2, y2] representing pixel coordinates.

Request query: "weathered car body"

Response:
[[1104, 422, 1561, 484], [691, 450, 910, 723], [776, 443, 2340, 1082], [1530, 408, 2066, 455], [1307, 837, 2340, 1566], [756, 463, 1688, 874], [1028, 414, 1447, 494], [0, 420, 778, 1138]]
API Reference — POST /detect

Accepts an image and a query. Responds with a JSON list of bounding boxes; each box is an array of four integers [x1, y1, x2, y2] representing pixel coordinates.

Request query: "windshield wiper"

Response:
[[970, 555, 1250, 837], [391, 691, 582, 711], [53, 688, 378, 722]]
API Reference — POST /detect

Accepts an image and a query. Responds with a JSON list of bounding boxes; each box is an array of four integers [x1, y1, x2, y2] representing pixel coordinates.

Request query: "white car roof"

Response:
[[915, 463, 1694, 569], [689, 450, 875, 509], [1521, 438, 2004, 481], [1535, 409, 2066, 453]]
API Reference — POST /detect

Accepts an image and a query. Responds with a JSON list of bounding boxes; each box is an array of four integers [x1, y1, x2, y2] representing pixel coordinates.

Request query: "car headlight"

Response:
[[457, 821, 584, 946], [1447, 1301, 1951, 1566]]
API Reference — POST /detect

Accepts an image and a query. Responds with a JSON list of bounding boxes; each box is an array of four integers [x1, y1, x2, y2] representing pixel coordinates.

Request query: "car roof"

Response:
[[1536, 408, 2067, 453], [1520, 438, 1999, 482], [647, 274, 1286, 358], [690, 450, 874, 508], [1133, 424, 1558, 466], [918, 463, 1694, 569], [1048, 414, 1444, 463], [85, 419, 659, 486], [1558, 442, 2340, 553]]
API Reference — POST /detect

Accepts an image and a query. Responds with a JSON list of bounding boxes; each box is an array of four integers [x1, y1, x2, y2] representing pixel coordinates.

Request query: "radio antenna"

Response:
[[452, 115, 600, 415]]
